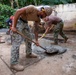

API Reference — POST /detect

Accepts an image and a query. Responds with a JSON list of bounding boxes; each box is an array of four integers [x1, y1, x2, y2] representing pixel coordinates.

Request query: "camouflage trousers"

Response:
[[53, 21, 67, 44], [11, 19, 32, 64]]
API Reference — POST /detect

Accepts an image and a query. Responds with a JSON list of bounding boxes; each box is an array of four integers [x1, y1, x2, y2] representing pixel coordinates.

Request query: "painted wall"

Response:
[[54, 3, 76, 30], [28, 3, 76, 31]]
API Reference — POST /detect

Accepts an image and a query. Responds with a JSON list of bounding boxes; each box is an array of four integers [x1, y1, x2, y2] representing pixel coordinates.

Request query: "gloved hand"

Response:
[[39, 33, 46, 40]]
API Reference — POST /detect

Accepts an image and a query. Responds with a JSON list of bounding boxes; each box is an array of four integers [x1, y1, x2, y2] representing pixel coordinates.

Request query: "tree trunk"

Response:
[[15, 0, 19, 8], [9, 0, 14, 8], [33, 0, 37, 5]]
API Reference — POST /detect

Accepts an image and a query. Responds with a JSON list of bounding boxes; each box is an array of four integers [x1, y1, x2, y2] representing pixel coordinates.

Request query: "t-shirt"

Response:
[[45, 15, 62, 25]]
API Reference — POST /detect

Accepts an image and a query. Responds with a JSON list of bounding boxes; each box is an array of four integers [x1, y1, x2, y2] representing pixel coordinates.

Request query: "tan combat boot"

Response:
[[26, 53, 38, 58], [10, 64, 24, 71], [64, 38, 68, 43]]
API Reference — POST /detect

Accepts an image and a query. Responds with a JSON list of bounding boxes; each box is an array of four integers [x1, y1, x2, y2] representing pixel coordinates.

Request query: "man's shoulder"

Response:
[[26, 5, 36, 9], [19, 5, 36, 10], [25, 5, 39, 13]]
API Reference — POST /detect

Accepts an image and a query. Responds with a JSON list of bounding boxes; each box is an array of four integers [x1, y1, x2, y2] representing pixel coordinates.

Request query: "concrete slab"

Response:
[[0, 43, 45, 75], [0, 33, 76, 75], [32, 38, 68, 56], [0, 58, 12, 75], [0, 43, 11, 67], [16, 50, 76, 75]]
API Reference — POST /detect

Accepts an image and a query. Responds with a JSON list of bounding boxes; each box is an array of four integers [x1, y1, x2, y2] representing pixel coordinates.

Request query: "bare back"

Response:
[[20, 5, 40, 22], [46, 15, 62, 25]]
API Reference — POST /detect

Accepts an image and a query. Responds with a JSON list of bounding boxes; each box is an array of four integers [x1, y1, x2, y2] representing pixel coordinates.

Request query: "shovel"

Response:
[[16, 30, 58, 54]]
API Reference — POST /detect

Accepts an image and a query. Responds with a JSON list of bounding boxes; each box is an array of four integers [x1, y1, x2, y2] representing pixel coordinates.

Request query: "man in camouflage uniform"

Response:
[[10, 5, 52, 71], [40, 15, 68, 45]]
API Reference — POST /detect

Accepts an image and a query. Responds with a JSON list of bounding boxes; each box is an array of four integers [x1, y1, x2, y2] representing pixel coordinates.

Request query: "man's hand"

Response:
[[39, 33, 46, 40], [35, 41, 40, 46], [11, 27, 17, 32]]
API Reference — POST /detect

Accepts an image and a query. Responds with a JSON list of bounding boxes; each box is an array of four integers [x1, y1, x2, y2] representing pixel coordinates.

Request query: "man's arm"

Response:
[[11, 7, 26, 32], [34, 21, 40, 46], [40, 24, 54, 39]]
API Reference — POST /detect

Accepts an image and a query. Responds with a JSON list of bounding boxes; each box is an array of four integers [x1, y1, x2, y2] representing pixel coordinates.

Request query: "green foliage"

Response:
[[0, 0, 76, 29], [0, 4, 15, 28], [0, 0, 10, 6], [18, 0, 27, 7], [18, 0, 76, 6], [18, 0, 45, 7], [42, 0, 73, 5], [18, 0, 38, 7], [0, 0, 76, 7]]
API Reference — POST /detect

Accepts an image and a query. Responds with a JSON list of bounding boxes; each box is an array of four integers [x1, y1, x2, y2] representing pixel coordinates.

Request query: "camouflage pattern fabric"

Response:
[[10, 19, 32, 64], [53, 21, 67, 44]]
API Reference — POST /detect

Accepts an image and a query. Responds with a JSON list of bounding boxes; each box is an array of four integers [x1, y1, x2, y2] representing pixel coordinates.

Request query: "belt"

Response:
[[59, 20, 62, 22], [19, 18, 28, 23]]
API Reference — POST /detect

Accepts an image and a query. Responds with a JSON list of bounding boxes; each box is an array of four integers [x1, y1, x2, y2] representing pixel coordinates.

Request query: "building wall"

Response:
[[28, 3, 76, 31], [54, 3, 76, 30]]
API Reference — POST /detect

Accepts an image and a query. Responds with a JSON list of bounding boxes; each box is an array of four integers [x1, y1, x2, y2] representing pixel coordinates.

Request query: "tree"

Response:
[[41, 0, 74, 5], [0, 4, 15, 28], [0, 0, 76, 8]]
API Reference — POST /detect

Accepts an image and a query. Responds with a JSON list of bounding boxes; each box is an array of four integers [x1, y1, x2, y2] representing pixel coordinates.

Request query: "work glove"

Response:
[[39, 33, 46, 40]]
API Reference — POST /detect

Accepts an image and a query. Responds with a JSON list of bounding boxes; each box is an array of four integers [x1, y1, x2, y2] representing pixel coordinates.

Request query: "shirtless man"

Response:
[[10, 5, 52, 71], [40, 15, 68, 45]]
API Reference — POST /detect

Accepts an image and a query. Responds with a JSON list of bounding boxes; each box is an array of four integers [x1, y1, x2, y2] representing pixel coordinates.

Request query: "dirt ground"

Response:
[[0, 31, 76, 75]]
